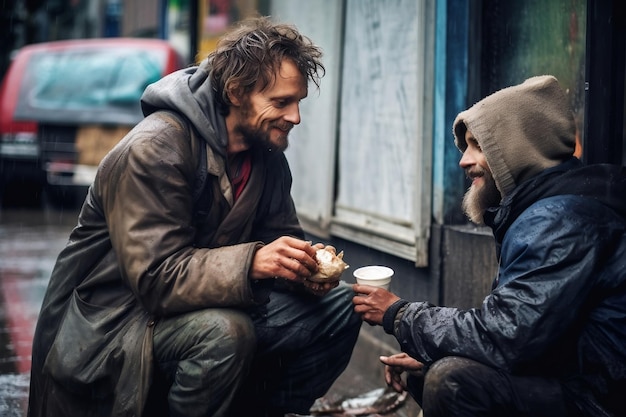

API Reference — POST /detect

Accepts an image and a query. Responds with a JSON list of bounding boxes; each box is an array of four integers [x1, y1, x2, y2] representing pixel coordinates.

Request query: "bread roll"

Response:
[[308, 248, 349, 283]]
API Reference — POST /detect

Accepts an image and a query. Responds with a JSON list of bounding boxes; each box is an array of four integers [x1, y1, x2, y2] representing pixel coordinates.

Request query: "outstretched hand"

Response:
[[380, 352, 425, 393], [352, 284, 401, 325]]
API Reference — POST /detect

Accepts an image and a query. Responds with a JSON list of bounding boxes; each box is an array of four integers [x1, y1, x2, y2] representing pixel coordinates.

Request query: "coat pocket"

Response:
[[43, 289, 141, 396]]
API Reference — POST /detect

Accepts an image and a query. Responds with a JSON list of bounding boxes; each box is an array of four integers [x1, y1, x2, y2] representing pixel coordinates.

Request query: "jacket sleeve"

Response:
[[98, 117, 260, 316], [395, 195, 613, 371]]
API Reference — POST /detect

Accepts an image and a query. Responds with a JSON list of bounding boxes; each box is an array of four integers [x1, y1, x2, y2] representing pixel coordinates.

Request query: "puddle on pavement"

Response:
[[0, 208, 78, 417], [0, 373, 29, 417]]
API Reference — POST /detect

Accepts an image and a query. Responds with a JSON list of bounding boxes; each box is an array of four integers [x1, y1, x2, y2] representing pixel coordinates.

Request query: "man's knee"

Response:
[[425, 356, 475, 386], [421, 356, 572, 417], [323, 282, 363, 328], [155, 308, 256, 365], [421, 356, 488, 414], [188, 309, 256, 358], [153, 309, 257, 416]]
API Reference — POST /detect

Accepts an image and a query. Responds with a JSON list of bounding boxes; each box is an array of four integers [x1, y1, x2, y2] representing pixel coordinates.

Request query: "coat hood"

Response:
[[453, 75, 577, 197], [141, 58, 227, 154], [485, 157, 626, 245]]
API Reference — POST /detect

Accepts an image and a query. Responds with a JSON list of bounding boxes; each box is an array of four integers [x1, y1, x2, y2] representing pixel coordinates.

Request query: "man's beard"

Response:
[[236, 100, 290, 152], [235, 122, 289, 152], [462, 168, 501, 225]]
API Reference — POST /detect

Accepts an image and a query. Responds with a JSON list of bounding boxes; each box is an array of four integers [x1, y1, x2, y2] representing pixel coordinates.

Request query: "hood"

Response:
[[485, 157, 626, 244], [141, 58, 227, 154], [453, 75, 577, 197]]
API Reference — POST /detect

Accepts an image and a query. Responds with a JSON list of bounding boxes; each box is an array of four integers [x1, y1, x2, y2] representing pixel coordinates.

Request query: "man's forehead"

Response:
[[255, 60, 307, 95], [273, 59, 306, 86]]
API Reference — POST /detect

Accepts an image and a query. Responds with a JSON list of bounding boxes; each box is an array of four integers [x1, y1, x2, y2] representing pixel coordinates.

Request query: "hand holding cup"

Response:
[[352, 265, 400, 325]]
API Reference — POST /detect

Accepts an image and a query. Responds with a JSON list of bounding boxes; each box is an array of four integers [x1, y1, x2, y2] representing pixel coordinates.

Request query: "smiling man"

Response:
[[459, 130, 501, 225], [28, 17, 361, 417], [352, 75, 626, 416], [227, 58, 306, 154]]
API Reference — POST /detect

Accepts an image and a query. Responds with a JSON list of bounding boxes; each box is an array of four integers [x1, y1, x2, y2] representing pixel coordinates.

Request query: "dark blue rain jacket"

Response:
[[396, 158, 626, 416]]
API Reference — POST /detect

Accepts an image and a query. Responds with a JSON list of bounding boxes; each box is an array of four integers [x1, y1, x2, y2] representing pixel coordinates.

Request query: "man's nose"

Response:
[[459, 149, 474, 168], [284, 103, 301, 125]]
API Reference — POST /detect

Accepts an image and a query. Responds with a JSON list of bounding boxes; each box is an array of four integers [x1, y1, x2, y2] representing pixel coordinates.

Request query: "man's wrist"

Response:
[[382, 299, 409, 334]]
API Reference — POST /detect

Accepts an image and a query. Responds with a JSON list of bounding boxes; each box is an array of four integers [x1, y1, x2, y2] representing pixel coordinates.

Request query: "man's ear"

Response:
[[226, 84, 243, 106]]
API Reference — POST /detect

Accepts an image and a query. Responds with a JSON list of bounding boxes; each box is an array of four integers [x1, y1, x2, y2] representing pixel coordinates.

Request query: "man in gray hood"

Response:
[[353, 75, 626, 416], [28, 17, 361, 417]]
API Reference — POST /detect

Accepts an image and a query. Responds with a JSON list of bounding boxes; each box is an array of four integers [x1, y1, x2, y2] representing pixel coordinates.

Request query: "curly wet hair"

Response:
[[208, 16, 325, 114]]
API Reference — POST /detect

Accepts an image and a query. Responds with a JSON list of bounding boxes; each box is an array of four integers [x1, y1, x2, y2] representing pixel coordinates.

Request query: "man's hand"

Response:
[[302, 278, 339, 296], [300, 243, 341, 296], [352, 284, 401, 325], [380, 353, 425, 393], [249, 236, 319, 281]]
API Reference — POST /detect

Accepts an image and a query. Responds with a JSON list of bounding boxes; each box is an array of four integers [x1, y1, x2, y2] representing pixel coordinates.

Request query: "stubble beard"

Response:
[[236, 101, 290, 152], [236, 123, 289, 152], [462, 169, 501, 225]]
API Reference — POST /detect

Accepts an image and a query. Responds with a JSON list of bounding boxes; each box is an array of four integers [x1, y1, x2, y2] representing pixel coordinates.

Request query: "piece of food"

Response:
[[308, 248, 349, 283]]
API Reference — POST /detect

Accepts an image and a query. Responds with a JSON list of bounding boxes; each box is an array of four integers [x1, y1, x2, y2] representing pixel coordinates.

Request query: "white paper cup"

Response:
[[353, 266, 394, 290]]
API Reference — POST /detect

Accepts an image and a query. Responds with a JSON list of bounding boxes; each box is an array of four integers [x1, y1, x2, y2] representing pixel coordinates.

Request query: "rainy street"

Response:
[[0, 207, 79, 417]]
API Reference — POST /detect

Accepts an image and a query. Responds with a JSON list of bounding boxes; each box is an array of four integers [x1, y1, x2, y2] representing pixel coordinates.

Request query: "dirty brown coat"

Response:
[[27, 109, 304, 416]]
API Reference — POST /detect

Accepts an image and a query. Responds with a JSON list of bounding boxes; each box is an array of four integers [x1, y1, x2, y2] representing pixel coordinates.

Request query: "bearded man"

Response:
[[28, 17, 361, 417], [352, 75, 626, 416]]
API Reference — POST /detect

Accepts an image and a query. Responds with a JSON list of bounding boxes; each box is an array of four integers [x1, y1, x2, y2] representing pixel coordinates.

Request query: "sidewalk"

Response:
[[316, 326, 422, 417]]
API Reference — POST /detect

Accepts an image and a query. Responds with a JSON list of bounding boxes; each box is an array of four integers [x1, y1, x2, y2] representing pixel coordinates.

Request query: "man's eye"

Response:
[[275, 100, 287, 108], [469, 138, 482, 151]]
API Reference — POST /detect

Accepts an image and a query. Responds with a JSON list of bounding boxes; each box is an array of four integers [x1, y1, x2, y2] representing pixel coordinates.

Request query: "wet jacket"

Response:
[[394, 158, 626, 415], [28, 60, 304, 417]]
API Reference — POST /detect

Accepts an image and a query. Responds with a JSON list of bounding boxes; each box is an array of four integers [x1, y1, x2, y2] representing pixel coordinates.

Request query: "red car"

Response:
[[0, 38, 184, 207]]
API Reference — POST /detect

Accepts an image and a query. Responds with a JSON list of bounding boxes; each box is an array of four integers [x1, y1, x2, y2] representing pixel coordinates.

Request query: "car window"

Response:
[[14, 45, 167, 125]]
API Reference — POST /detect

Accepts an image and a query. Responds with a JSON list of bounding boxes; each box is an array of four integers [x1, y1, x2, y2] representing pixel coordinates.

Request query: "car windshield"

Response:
[[14, 45, 166, 125]]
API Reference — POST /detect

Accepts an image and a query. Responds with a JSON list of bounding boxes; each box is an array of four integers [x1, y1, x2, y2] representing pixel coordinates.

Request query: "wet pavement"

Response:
[[0, 206, 420, 417], [0, 207, 79, 417]]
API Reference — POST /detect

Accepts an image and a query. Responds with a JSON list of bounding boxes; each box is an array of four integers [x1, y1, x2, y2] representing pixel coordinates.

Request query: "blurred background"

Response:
[[0, 1, 624, 416]]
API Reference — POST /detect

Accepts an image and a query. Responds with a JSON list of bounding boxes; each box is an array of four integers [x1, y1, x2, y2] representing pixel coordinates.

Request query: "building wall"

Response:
[[438, 225, 498, 309], [121, 0, 160, 37]]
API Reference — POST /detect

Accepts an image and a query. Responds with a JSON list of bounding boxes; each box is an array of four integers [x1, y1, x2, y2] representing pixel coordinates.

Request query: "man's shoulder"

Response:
[[143, 110, 190, 133], [521, 194, 609, 222], [500, 195, 621, 268], [118, 111, 195, 151], [510, 194, 625, 244]]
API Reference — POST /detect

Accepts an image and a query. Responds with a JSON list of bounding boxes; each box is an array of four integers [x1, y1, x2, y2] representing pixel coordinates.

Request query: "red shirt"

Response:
[[231, 152, 252, 201]]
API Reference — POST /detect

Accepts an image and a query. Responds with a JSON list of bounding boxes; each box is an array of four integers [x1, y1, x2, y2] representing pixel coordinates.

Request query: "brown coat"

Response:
[[28, 111, 304, 416]]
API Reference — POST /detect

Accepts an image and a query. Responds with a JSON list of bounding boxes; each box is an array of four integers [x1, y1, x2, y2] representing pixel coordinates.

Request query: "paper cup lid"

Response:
[[353, 265, 394, 280]]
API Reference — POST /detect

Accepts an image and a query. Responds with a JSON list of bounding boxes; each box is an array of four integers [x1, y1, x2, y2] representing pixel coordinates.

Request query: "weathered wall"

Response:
[[438, 224, 498, 309]]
